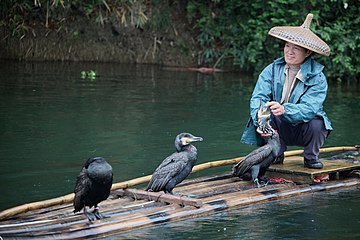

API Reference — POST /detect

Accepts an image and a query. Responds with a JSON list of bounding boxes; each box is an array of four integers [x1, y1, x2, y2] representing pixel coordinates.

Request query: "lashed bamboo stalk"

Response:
[[118, 188, 203, 208], [0, 176, 151, 221], [3, 178, 358, 239], [63, 179, 360, 238], [0, 145, 357, 221], [284, 145, 359, 157]]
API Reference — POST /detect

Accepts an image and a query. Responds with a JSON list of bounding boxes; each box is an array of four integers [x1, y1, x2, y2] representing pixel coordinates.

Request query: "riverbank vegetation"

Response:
[[1, 0, 359, 81]]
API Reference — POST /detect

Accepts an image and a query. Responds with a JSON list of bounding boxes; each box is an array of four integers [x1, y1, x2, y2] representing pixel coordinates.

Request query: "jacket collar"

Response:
[[274, 57, 324, 85], [284, 64, 304, 82]]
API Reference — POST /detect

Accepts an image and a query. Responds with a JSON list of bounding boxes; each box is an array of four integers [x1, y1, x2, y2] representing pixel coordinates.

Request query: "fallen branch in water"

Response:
[[187, 67, 223, 73]]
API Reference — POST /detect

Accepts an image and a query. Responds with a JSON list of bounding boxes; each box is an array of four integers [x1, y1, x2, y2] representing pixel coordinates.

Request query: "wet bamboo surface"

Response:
[[1, 146, 357, 222], [1, 174, 360, 239], [268, 156, 360, 183], [1, 148, 359, 239]]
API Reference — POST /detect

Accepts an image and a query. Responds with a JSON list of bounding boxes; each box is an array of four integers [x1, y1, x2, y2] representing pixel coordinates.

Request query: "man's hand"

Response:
[[266, 101, 285, 116], [256, 119, 274, 138]]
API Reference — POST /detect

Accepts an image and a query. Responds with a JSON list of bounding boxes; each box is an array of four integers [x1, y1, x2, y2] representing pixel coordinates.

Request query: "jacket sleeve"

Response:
[[249, 63, 274, 126], [282, 72, 328, 124]]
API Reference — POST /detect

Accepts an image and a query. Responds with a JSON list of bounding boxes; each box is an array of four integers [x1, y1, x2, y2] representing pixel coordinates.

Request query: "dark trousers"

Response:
[[270, 116, 329, 161]]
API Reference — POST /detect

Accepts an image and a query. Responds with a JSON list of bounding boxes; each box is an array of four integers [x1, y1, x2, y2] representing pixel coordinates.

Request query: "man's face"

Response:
[[284, 42, 312, 65]]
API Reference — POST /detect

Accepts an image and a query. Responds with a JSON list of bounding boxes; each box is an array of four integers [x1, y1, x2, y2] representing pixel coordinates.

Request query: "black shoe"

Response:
[[304, 158, 323, 169], [273, 154, 284, 164]]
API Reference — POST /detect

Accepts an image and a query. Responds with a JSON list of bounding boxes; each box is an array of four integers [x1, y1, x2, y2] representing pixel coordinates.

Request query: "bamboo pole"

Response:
[[118, 188, 203, 208], [0, 193, 74, 222], [111, 175, 151, 190], [0, 145, 358, 221], [284, 146, 359, 157], [192, 157, 243, 173]]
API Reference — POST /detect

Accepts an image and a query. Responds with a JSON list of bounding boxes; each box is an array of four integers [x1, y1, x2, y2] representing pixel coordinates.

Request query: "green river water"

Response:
[[0, 61, 359, 239]]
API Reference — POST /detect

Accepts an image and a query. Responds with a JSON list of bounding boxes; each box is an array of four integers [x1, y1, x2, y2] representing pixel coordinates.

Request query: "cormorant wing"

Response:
[[233, 144, 273, 177], [73, 167, 92, 212], [147, 152, 188, 192]]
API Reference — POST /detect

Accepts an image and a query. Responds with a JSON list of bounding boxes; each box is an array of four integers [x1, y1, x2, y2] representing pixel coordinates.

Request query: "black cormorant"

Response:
[[233, 100, 281, 187], [73, 157, 113, 221], [146, 133, 203, 194]]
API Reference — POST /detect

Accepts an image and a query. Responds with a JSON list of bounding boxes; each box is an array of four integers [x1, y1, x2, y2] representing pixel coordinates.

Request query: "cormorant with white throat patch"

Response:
[[146, 133, 203, 194]]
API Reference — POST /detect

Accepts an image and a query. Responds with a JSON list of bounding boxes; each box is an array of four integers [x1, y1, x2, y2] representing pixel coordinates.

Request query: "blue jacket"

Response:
[[240, 57, 333, 146]]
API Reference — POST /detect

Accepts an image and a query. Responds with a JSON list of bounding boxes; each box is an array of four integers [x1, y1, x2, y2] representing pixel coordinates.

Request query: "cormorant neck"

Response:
[[176, 144, 196, 152]]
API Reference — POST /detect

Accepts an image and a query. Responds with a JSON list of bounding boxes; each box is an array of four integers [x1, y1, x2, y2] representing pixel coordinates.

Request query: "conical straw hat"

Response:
[[268, 14, 330, 56]]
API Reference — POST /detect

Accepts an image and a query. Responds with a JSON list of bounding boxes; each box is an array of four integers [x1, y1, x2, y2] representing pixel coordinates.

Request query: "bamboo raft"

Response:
[[0, 146, 359, 239]]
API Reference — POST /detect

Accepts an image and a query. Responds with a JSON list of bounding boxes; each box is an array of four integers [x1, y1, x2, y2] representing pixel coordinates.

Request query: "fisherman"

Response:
[[241, 13, 332, 169]]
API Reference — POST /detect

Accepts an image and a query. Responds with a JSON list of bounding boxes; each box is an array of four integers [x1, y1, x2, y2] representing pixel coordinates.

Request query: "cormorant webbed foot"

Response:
[[93, 207, 108, 220], [273, 154, 284, 164], [84, 208, 97, 222], [253, 178, 268, 188]]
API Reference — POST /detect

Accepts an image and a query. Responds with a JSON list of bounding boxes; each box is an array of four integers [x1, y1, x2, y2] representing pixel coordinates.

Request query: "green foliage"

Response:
[[148, 0, 172, 31], [186, 0, 360, 81], [81, 70, 97, 80], [316, 1, 360, 82], [0, 0, 150, 38], [186, 0, 222, 66], [67, 0, 149, 28], [1, 0, 359, 81], [0, 0, 33, 38]]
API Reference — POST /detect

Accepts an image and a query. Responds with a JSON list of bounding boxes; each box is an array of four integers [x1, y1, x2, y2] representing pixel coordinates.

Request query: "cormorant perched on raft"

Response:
[[233, 101, 281, 187], [73, 157, 113, 221], [146, 133, 203, 194]]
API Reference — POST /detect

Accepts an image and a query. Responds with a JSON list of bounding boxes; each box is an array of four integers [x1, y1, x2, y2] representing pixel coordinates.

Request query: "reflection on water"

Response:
[[0, 61, 359, 239]]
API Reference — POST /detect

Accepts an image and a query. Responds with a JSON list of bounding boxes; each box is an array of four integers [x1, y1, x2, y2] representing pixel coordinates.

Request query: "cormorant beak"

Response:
[[257, 99, 271, 120], [257, 99, 271, 128], [190, 136, 203, 143], [182, 136, 203, 145], [258, 106, 271, 119]]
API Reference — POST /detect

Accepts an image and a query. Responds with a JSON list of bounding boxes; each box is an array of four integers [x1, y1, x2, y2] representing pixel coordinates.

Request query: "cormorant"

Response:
[[146, 133, 203, 194], [73, 157, 113, 221], [233, 100, 281, 187], [256, 99, 273, 135]]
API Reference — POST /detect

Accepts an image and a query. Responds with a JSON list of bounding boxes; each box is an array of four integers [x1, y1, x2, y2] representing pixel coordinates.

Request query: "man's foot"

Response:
[[304, 158, 323, 169]]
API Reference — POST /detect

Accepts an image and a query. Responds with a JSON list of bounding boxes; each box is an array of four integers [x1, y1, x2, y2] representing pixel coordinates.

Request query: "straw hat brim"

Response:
[[268, 14, 330, 56]]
